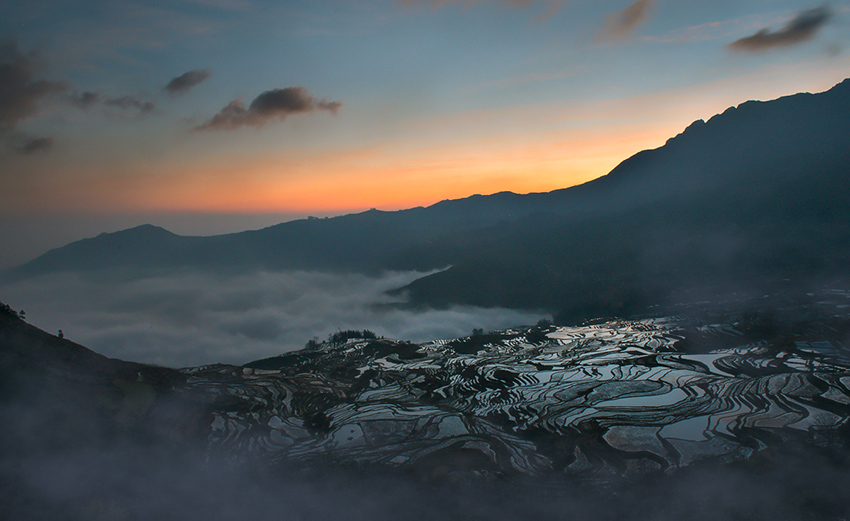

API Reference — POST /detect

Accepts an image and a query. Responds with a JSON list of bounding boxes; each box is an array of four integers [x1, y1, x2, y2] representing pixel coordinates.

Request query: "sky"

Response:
[[2, 0, 850, 267]]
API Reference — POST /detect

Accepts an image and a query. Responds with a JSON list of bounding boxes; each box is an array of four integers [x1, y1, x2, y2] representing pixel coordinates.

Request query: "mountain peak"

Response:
[[663, 78, 850, 148], [97, 224, 175, 239], [829, 77, 850, 92]]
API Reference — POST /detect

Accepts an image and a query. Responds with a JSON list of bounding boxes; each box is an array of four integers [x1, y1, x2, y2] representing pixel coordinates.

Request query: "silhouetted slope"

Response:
[[393, 79, 850, 317], [399, 166, 850, 319], [0, 302, 207, 453], [6, 199, 544, 278], [8, 224, 199, 276], [0, 302, 180, 390]]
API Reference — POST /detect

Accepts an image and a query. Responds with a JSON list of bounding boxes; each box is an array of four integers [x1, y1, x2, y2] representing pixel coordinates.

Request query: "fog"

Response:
[[3, 384, 849, 521], [3, 271, 850, 521], [0, 270, 545, 367]]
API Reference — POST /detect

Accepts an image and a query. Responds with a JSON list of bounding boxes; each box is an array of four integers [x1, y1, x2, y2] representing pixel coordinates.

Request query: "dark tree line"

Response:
[[0, 301, 25, 321], [305, 329, 380, 349]]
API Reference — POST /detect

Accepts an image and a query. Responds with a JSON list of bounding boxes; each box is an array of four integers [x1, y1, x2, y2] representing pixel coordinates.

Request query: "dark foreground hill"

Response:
[[4, 294, 850, 520], [7, 79, 850, 321]]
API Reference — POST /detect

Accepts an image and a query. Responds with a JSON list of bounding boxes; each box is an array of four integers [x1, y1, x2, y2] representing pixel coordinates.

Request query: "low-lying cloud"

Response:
[[0, 270, 544, 367], [597, 0, 654, 41], [194, 87, 341, 131], [727, 6, 832, 51], [164, 68, 211, 96]]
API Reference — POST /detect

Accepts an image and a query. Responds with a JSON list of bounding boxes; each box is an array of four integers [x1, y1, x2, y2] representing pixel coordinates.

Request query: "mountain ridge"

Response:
[[6, 79, 850, 319]]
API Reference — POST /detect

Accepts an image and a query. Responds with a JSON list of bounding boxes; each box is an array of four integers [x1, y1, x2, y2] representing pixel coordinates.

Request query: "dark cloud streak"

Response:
[[104, 95, 155, 114], [13, 136, 53, 155], [194, 87, 341, 132], [68, 91, 101, 109], [0, 39, 66, 132], [164, 68, 211, 96], [727, 6, 832, 51], [68, 91, 155, 114]]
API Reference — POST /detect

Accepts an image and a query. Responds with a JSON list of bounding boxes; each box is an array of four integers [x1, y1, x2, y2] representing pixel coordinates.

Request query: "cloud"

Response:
[[12, 136, 53, 155], [104, 95, 155, 114], [597, 0, 654, 41], [0, 39, 154, 127], [727, 6, 832, 51], [68, 91, 154, 114], [533, 1, 562, 21], [0, 270, 543, 367], [68, 91, 101, 109], [641, 18, 743, 44], [163, 68, 211, 96], [194, 87, 341, 131], [0, 39, 66, 132]]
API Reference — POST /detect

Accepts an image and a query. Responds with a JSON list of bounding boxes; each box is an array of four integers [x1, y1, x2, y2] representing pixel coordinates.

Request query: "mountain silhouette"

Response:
[[393, 78, 850, 318], [7, 79, 850, 319]]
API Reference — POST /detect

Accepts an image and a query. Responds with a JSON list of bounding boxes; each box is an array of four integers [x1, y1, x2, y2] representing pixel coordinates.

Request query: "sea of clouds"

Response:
[[0, 270, 546, 367]]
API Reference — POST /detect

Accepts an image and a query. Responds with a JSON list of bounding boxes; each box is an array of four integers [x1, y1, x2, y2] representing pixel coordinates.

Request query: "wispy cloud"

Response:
[[164, 68, 212, 96], [642, 18, 745, 44], [727, 6, 832, 51], [68, 91, 101, 109], [597, 0, 654, 41], [68, 91, 154, 114], [533, 1, 562, 21], [194, 87, 341, 132], [12, 136, 53, 155], [104, 95, 155, 114], [39, 2, 223, 69]]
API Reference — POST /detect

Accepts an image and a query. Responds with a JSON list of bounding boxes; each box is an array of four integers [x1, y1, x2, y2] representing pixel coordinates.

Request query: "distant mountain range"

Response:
[[7, 79, 850, 321]]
